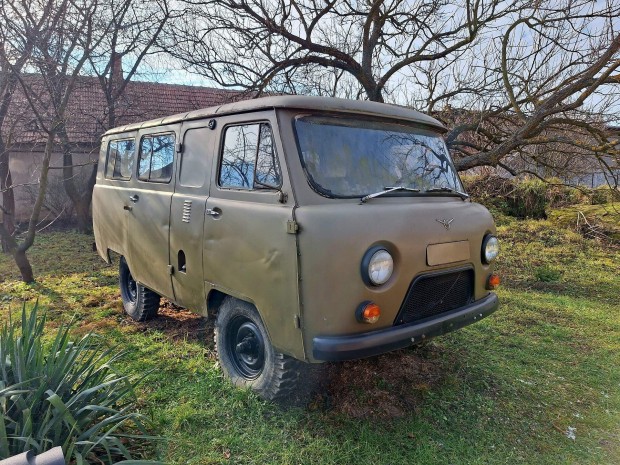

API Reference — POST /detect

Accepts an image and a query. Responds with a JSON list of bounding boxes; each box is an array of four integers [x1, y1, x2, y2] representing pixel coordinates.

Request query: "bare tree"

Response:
[[0, 0, 107, 282], [0, 0, 49, 250], [0, 54, 18, 252], [438, 2, 620, 186], [168, 0, 619, 185], [169, 0, 522, 101], [55, 0, 173, 233]]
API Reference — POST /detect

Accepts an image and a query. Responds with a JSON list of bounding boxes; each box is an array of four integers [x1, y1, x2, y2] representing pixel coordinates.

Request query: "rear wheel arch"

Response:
[[119, 255, 160, 322]]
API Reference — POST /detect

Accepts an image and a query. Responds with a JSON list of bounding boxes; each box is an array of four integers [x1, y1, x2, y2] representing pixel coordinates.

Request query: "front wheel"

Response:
[[119, 256, 160, 321], [215, 297, 304, 400]]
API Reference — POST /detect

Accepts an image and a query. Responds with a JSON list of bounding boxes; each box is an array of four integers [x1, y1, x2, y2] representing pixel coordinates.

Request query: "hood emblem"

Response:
[[436, 218, 454, 230]]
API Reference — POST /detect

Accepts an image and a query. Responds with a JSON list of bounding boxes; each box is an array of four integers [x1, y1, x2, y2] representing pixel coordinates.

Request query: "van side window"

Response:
[[179, 128, 209, 188], [106, 139, 135, 180], [138, 133, 175, 183], [219, 123, 281, 189]]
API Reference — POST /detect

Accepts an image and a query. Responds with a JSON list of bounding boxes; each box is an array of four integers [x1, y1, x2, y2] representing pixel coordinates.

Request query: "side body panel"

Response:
[[93, 134, 136, 262], [125, 125, 178, 298], [203, 110, 304, 359], [168, 123, 214, 313]]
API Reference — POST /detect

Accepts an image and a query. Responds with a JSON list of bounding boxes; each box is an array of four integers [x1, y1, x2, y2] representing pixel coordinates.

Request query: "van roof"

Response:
[[102, 95, 445, 136]]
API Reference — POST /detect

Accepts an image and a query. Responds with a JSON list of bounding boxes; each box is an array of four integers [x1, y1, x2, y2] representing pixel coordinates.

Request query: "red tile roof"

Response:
[[5, 74, 245, 145]]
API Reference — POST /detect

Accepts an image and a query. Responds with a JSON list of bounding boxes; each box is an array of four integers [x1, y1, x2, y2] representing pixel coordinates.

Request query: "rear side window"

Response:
[[179, 127, 209, 188], [138, 133, 175, 183], [106, 139, 135, 180], [219, 123, 281, 189]]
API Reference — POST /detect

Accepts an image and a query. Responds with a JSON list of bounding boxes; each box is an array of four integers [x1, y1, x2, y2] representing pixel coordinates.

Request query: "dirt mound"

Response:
[[314, 346, 445, 419]]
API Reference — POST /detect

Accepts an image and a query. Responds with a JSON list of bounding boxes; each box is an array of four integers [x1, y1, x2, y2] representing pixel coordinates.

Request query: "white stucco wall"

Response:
[[6, 148, 98, 222]]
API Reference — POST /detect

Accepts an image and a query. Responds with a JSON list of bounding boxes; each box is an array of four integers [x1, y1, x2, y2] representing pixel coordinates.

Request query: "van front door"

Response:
[[126, 128, 177, 299], [203, 112, 304, 359], [168, 123, 214, 313]]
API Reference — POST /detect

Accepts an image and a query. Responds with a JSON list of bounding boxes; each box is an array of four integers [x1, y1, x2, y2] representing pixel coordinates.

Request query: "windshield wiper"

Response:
[[424, 187, 470, 200], [360, 186, 420, 203]]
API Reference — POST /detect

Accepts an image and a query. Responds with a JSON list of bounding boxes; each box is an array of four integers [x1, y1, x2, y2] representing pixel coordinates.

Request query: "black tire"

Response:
[[119, 256, 160, 321], [215, 297, 304, 400]]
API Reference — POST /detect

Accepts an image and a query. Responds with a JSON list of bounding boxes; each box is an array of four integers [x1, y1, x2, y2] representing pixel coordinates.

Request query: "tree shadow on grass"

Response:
[[129, 301, 213, 346]]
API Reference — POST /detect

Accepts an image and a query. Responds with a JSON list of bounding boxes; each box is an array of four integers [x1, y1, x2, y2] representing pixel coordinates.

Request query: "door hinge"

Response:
[[294, 315, 301, 329], [167, 265, 175, 275], [176, 143, 183, 153], [286, 220, 299, 234]]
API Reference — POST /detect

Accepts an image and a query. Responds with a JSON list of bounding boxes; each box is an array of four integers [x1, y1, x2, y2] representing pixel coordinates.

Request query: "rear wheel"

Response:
[[215, 297, 303, 400], [119, 256, 160, 321]]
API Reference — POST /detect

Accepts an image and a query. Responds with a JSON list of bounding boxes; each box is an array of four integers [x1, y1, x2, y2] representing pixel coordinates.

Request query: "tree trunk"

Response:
[[58, 125, 96, 234], [13, 248, 33, 283], [362, 79, 384, 102], [0, 142, 16, 253], [0, 222, 33, 282], [74, 195, 92, 233], [5, 133, 56, 283]]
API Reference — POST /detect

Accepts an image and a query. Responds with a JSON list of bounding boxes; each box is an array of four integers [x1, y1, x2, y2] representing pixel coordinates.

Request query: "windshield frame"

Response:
[[292, 112, 465, 200]]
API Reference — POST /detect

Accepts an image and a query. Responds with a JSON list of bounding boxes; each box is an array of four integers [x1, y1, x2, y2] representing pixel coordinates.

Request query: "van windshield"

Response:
[[294, 116, 463, 198]]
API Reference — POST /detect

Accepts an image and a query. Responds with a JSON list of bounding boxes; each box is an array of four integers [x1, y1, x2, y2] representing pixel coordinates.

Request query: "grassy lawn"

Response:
[[1, 204, 619, 464]]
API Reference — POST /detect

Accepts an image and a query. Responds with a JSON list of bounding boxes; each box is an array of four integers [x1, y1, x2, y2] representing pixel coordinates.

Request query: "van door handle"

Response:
[[206, 208, 220, 218], [129, 195, 139, 203]]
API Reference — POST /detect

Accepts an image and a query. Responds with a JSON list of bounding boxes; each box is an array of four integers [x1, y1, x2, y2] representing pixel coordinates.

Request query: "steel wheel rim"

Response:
[[126, 271, 137, 302], [227, 316, 265, 379]]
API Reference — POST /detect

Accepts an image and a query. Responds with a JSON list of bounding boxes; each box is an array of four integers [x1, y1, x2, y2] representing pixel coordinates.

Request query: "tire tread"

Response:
[[119, 256, 160, 322]]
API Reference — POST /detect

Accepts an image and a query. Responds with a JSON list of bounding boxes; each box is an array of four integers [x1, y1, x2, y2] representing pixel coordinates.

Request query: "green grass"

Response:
[[1, 204, 619, 464]]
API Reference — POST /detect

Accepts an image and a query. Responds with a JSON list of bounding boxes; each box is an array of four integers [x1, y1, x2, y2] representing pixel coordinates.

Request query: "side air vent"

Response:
[[182, 200, 192, 223]]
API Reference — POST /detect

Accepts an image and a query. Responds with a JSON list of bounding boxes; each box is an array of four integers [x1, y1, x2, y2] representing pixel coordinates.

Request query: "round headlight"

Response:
[[366, 249, 394, 286], [482, 235, 499, 264]]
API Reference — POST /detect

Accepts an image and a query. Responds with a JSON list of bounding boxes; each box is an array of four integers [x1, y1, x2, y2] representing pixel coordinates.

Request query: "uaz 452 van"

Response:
[[93, 96, 500, 400]]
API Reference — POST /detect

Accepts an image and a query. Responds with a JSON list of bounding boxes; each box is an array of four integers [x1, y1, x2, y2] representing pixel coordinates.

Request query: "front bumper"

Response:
[[313, 292, 499, 361]]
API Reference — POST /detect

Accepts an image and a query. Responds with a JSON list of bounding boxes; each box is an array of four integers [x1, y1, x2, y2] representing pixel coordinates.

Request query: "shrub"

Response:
[[0, 304, 160, 464], [545, 179, 587, 208], [505, 178, 548, 219], [590, 185, 617, 205], [460, 174, 513, 213], [462, 175, 588, 219]]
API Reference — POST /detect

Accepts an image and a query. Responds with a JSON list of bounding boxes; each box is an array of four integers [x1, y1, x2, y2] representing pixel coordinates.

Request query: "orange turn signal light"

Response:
[[356, 301, 381, 324], [486, 273, 501, 290]]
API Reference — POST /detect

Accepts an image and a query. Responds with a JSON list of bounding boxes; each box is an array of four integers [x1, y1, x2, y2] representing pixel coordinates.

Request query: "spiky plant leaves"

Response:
[[0, 303, 162, 464]]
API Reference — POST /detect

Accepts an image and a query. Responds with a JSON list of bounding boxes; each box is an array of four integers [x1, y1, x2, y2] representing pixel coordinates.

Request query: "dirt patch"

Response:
[[120, 304, 446, 420], [312, 345, 445, 420], [74, 318, 119, 335], [129, 301, 213, 346]]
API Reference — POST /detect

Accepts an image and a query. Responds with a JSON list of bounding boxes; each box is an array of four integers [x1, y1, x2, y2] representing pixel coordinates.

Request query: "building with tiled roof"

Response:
[[4, 74, 244, 221]]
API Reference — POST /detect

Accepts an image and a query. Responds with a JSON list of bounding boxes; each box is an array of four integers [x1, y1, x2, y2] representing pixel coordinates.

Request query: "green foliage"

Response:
[[504, 178, 548, 219], [1, 216, 620, 464], [590, 186, 619, 205], [545, 178, 587, 207], [533, 265, 563, 282], [0, 304, 160, 464], [462, 175, 588, 219]]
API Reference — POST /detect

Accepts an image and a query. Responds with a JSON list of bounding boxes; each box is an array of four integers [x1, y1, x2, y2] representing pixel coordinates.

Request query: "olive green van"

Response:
[[93, 96, 500, 399]]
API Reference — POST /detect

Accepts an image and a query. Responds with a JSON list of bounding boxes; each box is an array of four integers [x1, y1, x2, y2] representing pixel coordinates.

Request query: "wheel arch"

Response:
[[207, 292, 276, 349], [206, 289, 228, 317]]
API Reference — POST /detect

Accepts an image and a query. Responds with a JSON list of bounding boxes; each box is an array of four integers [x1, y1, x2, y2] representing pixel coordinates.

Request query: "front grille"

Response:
[[395, 268, 474, 325]]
